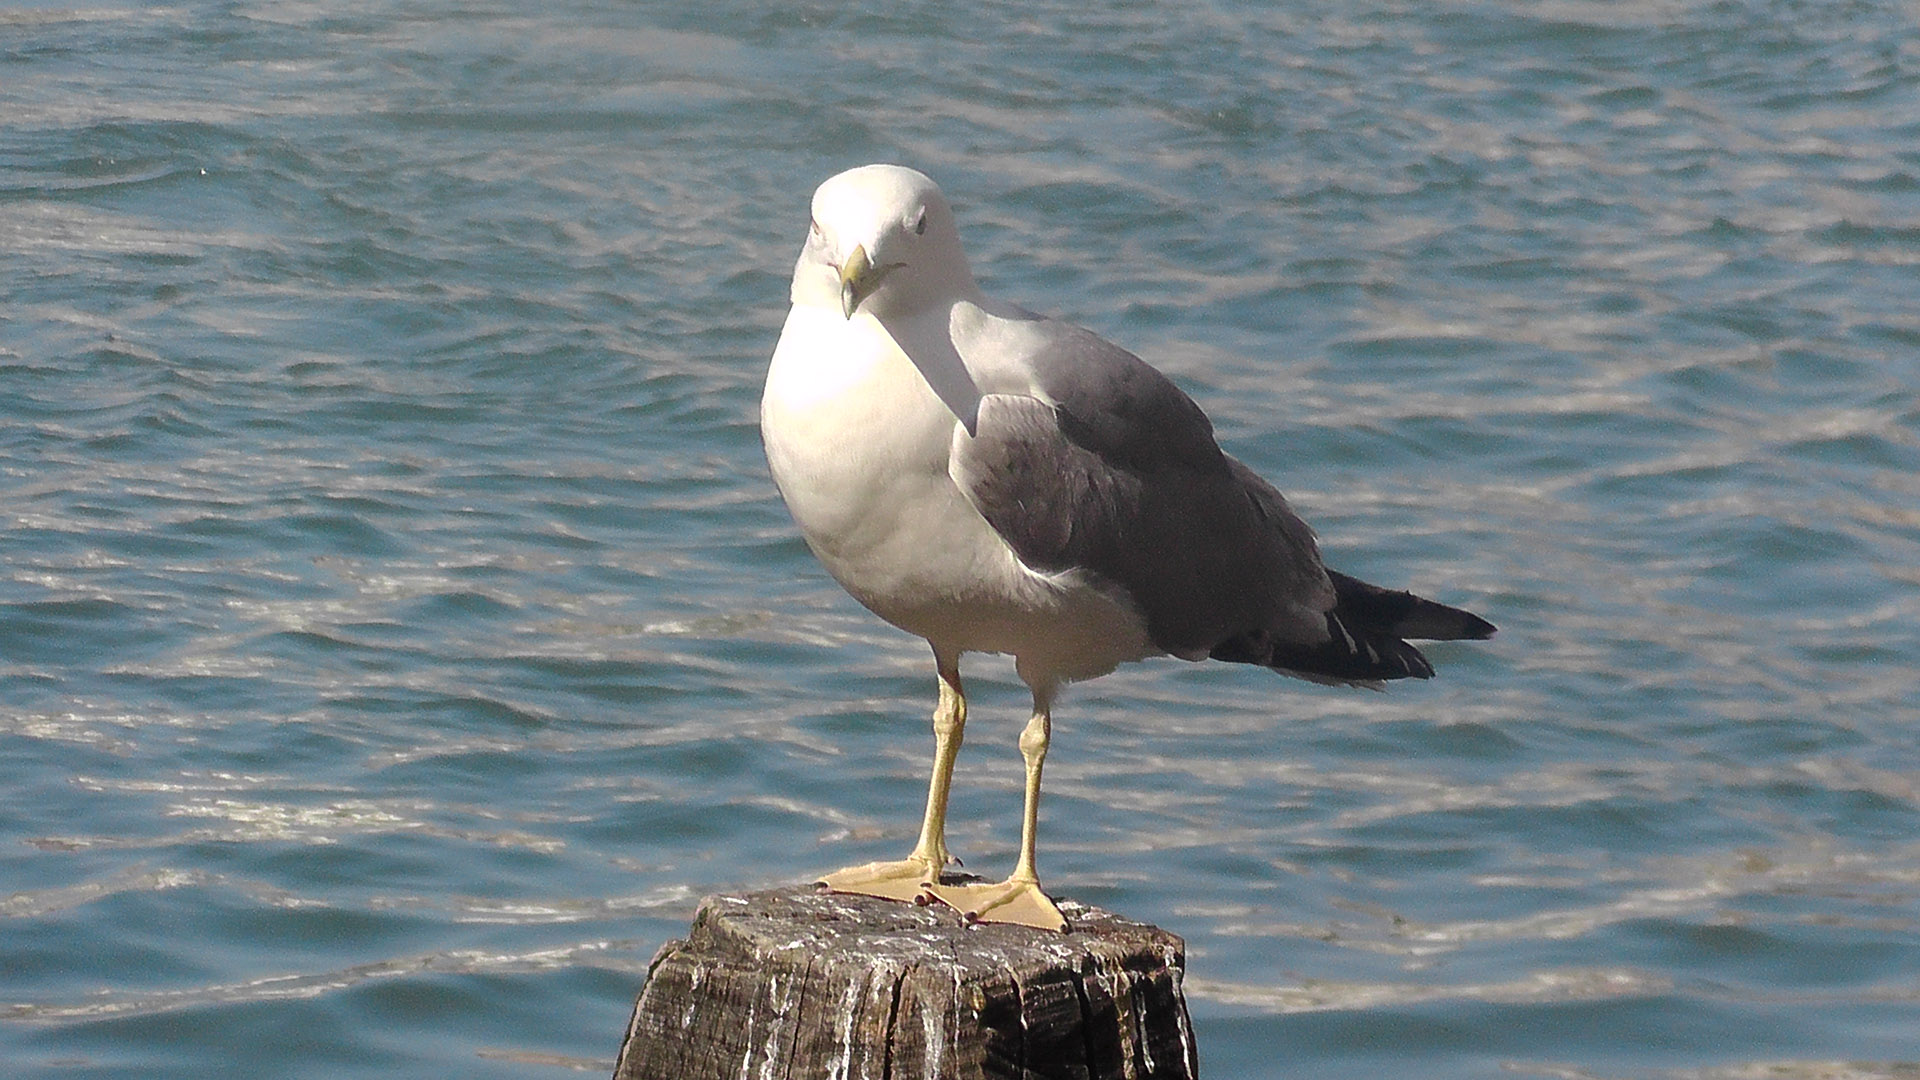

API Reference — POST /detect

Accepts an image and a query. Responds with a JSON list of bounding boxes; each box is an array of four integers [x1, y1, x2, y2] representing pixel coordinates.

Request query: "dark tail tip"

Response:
[[1453, 611, 1498, 641], [1328, 570, 1495, 641], [1209, 617, 1437, 683], [1207, 571, 1494, 686]]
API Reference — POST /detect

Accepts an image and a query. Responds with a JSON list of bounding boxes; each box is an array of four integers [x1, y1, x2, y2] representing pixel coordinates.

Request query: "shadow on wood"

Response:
[[612, 884, 1197, 1080]]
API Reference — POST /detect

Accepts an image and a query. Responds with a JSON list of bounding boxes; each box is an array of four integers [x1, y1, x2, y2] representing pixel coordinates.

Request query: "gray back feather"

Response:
[[951, 326, 1334, 658]]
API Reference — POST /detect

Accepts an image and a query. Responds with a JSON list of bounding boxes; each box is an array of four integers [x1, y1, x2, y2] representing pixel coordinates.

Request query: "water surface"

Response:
[[5, 2, 1920, 1077]]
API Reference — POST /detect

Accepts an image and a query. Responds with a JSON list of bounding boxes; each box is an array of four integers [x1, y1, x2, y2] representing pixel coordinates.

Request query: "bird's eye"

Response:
[[913, 211, 927, 236]]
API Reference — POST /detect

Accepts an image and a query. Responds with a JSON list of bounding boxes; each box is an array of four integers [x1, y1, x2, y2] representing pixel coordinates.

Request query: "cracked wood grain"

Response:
[[612, 885, 1197, 1080]]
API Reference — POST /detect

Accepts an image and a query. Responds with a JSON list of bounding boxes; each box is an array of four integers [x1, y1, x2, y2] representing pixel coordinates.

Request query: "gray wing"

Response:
[[950, 323, 1335, 659]]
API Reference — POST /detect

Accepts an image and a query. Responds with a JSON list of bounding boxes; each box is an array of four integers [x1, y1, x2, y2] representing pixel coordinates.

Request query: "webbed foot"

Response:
[[924, 876, 1067, 932]]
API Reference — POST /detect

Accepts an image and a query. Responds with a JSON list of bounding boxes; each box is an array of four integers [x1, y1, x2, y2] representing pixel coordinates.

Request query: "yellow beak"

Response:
[[838, 244, 874, 320]]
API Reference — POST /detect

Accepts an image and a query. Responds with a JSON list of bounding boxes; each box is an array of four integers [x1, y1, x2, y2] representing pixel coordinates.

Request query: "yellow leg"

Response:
[[926, 692, 1067, 932], [819, 652, 965, 903]]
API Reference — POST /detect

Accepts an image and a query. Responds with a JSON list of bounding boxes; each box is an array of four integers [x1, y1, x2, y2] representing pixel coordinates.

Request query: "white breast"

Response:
[[761, 305, 1158, 683]]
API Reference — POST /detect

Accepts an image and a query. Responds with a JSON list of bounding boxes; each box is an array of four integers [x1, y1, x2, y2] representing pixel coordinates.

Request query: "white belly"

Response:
[[760, 306, 1157, 683]]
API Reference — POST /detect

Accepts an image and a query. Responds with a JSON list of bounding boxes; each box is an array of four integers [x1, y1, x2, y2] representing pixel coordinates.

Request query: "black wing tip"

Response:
[[1326, 569, 1497, 642], [1203, 573, 1495, 683], [1208, 618, 1438, 684], [1457, 613, 1498, 641]]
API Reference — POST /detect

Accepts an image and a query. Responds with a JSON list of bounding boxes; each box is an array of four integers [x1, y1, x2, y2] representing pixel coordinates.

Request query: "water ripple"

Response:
[[5, 1, 1920, 1077]]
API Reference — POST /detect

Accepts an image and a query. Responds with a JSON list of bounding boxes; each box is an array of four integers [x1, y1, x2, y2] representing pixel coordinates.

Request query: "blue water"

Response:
[[5, 2, 1920, 1077]]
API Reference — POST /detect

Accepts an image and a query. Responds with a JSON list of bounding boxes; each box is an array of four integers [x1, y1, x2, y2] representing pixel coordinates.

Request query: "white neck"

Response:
[[874, 302, 983, 436]]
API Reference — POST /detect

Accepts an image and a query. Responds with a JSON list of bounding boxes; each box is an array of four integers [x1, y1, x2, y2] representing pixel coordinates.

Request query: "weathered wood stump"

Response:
[[612, 884, 1196, 1080]]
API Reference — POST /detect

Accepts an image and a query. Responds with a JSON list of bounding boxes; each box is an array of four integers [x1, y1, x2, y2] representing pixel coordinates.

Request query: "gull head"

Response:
[[792, 164, 975, 321]]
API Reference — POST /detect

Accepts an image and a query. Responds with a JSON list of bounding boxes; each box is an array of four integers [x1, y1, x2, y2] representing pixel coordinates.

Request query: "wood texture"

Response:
[[612, 885, 1196, 1080]]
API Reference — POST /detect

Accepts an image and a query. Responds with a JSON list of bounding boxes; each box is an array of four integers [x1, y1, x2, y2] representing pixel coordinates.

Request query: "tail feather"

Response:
[[1326, 570, 1497, 642], [1207, 570, 1494, 685]]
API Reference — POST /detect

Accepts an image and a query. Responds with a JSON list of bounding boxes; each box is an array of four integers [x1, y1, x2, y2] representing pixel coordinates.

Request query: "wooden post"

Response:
[[611, 884, 1197, 1080]]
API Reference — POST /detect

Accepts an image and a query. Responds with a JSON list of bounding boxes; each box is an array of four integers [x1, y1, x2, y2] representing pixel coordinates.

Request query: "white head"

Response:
[[791, 164, 980, 320]]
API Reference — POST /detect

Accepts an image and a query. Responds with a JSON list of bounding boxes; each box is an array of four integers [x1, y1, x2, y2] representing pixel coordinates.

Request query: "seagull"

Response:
[[761, 164, 1495, 932]]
